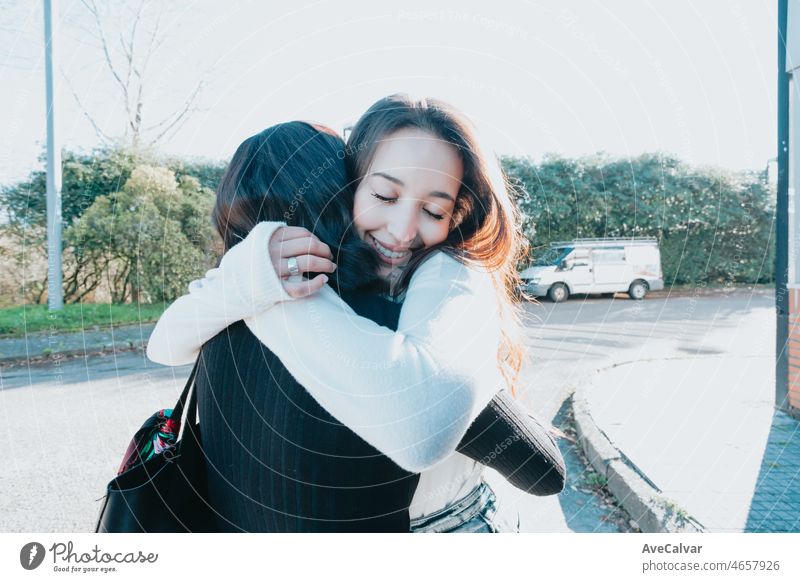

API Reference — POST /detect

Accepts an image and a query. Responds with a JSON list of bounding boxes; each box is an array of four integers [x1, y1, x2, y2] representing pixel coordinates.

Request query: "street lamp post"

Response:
[[44, 0, 63, 310]]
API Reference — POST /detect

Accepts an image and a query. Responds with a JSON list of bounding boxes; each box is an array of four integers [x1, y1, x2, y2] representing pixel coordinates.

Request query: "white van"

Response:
[[520, 237, 664, 302]]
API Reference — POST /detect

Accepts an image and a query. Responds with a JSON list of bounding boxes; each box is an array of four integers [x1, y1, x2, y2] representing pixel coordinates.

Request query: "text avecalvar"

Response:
[[642, 544, 702, 554]]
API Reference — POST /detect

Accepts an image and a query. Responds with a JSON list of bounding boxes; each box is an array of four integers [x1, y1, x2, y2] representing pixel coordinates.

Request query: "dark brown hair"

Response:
[[212, 121, 380, 292]]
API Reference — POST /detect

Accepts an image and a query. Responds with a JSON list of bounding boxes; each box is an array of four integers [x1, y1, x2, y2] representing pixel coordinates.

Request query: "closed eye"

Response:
[[371, 192, 396, 203], [373, 191, 445, 220]]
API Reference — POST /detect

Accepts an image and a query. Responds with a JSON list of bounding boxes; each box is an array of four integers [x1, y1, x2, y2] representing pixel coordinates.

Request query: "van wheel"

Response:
[[628, 280, 648, 300], [548, 283, 569, 303]]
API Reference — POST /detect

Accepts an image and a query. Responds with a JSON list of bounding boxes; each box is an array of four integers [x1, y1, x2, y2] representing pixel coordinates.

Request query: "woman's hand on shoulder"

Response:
[[269, 226, 337, 298]]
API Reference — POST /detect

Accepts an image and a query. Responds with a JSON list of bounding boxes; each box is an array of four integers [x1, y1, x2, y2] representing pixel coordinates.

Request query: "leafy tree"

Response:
[[0, 146, 225, 304], [65, 165, 216, 303], [0, 147, 227, 231], [170, 157, 227, 192], [0, 147, 144, 229]]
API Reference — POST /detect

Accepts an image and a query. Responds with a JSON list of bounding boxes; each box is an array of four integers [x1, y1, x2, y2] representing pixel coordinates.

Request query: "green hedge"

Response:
[[502, 153, 775, 285]]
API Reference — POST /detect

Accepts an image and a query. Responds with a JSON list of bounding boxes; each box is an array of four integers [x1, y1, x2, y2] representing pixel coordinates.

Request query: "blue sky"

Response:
[[0, 0, 777, 185]]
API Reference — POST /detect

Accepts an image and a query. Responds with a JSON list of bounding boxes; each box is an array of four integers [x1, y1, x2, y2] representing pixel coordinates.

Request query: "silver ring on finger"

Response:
[[287, 256, 300, 277]]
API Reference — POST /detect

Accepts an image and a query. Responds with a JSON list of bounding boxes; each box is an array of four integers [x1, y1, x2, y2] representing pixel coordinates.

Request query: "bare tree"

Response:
[[66, 0, 205, 148]]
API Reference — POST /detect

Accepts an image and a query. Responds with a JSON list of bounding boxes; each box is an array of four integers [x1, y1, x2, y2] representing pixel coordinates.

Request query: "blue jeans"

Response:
[[410, 481, 502, 533]]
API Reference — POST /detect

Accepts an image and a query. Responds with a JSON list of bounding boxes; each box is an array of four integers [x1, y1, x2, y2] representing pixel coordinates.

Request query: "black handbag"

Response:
[[95, 361, 216, 532]]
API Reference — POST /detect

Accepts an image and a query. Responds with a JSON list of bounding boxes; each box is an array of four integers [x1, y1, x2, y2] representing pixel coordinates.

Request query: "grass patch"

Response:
[[0, 304, 166, 337], [581, 471, 609, 490]]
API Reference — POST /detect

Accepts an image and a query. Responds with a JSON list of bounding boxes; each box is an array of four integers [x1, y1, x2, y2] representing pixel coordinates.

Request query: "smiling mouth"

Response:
[[368, 234, 412, 264]]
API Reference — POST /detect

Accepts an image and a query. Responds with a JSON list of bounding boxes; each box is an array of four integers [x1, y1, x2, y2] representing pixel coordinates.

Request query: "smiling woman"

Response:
[[352, 127, 462, 281]]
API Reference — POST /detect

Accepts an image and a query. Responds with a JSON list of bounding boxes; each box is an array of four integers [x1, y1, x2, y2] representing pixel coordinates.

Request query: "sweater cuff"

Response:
[[224, 221, 293, 314]]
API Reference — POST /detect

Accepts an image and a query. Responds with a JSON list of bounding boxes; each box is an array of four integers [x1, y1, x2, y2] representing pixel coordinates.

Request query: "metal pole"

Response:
[[776, 0, 790, 410], [44, 0, 63, 310]]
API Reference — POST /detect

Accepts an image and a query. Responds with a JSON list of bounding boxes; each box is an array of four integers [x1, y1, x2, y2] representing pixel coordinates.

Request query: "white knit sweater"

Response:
[[146, 221, 503, 518]]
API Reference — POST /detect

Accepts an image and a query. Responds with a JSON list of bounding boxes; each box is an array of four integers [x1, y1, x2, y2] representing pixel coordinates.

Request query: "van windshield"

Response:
[[534, 247, 573, 267]]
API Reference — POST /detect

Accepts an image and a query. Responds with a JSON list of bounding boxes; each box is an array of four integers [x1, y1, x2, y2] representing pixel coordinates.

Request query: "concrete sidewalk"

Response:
[[0, 323, 156, 363], [575, 301, 800, 532]]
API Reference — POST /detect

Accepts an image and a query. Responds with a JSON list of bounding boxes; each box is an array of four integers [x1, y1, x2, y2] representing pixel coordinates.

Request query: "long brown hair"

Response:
[[345, 94, 528, 391]]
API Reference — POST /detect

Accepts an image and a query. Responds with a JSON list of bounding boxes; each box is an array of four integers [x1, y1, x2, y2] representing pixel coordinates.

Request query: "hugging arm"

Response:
[[458, 391, 566, 495], [150, 223, 502, 472], [343, 290, 566, 495], [242, 251, 502, 473], [148, 221, 564, 486], [247, 274, 566, 487], [146, 222, 292, 366]]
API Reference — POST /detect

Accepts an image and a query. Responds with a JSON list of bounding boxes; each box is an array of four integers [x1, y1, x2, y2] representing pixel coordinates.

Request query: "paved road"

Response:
[[579, 290, 795, 532], [0, 351, 193, 532], [492, 289, 775, 532], [0, 290, 771, 532]]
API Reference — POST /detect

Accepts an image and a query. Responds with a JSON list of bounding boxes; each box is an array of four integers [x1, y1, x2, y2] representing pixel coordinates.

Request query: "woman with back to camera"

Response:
[[148, 95, 565, 532]]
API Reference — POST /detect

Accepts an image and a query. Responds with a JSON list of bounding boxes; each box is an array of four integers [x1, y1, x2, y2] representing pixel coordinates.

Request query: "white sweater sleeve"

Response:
[[244, 252, 504, 473], [146, 221, 291, 366]]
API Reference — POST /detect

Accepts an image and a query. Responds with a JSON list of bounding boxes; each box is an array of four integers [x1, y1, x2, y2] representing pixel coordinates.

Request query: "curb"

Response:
[[0, 324, 154, 365], [646, 287, 773, 300], [572, 374, 705, 533], [0, 340, 148, 366]]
